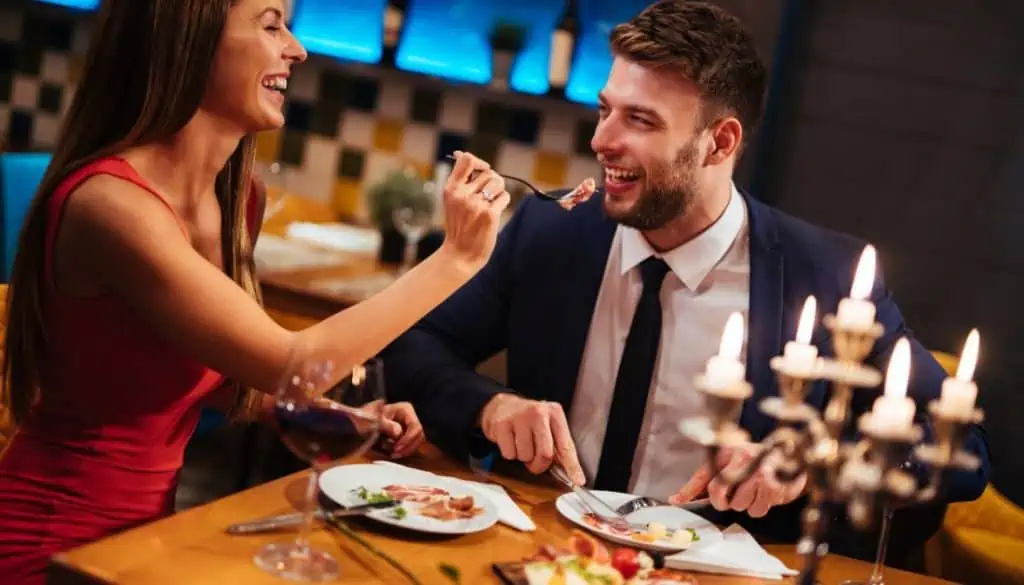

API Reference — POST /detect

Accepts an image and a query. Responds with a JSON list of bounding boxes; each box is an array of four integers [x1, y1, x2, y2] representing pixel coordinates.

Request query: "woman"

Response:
[[0, 0, 510, 582]]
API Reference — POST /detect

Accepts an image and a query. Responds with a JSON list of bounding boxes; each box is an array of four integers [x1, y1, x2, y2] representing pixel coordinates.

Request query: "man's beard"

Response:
[[603, 139, 701, 231]]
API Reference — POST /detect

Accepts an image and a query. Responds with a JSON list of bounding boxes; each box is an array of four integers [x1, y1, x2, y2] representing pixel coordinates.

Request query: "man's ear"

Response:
[[704, 117, 743, 165]]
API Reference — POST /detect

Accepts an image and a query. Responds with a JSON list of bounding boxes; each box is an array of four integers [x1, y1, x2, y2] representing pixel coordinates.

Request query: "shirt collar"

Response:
[[620, 183, 747, 290]]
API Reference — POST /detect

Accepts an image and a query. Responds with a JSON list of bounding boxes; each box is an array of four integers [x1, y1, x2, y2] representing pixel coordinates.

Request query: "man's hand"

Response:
[[378, 402, 425, 459], [478, 393, 586, 485], [669, 443, 806, 518]]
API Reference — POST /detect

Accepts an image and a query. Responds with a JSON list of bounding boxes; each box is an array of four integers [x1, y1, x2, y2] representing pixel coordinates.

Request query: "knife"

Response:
[[225, 500, 397, 535], [549, 464, 640, 532]]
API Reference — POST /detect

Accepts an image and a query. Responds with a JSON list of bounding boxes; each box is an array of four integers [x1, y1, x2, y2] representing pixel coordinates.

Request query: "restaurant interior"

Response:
[[1, 0, 1023, 584]]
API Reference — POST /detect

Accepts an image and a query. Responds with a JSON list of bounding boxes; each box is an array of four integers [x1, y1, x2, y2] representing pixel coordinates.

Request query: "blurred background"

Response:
[[1, 0, 1022, 518]]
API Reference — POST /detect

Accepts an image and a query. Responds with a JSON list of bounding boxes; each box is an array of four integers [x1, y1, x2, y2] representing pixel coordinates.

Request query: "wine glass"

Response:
[[258, 161, 288, 224], [840, 459, 916, 585], [392, 205, 433, 273], [253, 353, 386, 582]]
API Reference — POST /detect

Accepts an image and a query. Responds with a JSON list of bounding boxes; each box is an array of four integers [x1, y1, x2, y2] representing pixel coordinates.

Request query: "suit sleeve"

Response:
[[380, 201, 531, 459], [864, 264, 990, 504]]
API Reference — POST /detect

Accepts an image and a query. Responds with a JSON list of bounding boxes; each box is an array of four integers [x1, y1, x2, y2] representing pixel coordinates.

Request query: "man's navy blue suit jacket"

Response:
[[381, 189, 990, 561]]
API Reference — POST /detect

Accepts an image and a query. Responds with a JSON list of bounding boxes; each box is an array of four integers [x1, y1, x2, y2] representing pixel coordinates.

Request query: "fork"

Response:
[[614, 495, 713, 516], [443, 154, 574, 204]]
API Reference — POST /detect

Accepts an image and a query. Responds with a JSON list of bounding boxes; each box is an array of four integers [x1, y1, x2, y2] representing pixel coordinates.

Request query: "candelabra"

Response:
[[679, 309, 983, 585]]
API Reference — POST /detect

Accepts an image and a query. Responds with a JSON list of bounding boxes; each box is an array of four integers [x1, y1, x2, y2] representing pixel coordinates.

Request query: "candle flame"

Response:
[[719, 312, 744, 360], [884, 337, 911, 399], [850, 245, 876, 301], [796, 296, 816, 344], [956, 329, 980, 382]]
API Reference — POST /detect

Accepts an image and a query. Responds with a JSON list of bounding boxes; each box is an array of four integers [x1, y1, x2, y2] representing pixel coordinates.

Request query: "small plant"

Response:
[[365, 168, 434, 232]]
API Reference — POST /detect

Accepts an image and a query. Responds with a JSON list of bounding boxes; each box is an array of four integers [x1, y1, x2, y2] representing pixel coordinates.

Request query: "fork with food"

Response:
[[445, 153, 597, 211]]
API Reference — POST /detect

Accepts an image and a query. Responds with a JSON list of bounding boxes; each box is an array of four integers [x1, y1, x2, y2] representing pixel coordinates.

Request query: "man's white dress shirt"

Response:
[[568, 184, 750, 499]]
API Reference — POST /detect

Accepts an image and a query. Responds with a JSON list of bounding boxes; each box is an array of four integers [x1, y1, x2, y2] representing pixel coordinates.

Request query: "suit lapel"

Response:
[[742, 195, 784, 441], [547, 195, 617, 411]]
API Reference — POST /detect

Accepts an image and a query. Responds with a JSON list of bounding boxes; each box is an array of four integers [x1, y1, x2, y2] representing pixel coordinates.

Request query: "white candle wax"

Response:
[[836, 297, 876, 329], [705, 355, 745, 390], [939, 378, 977, 417], [870, 394, 916, 434], [837, 245, 878, 329], [871, 336, 914, 434], [939, 328, 980, 418], [783, 340, 818, 374]]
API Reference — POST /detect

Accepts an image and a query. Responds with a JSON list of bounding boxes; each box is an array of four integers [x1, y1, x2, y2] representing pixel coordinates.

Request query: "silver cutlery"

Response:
[[548, 464, 642, 532], [443, 154, 591, 205], [225, 500, 396, 535], [614, 495, 713, 516]]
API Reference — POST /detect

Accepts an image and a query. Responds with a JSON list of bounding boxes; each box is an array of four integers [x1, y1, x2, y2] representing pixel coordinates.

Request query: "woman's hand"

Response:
[[437, 150, 511, 273], [378, 401, 426, 459]]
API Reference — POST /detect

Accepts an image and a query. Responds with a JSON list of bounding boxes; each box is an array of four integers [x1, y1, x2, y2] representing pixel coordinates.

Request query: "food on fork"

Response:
[[558, 177, 597, 211]]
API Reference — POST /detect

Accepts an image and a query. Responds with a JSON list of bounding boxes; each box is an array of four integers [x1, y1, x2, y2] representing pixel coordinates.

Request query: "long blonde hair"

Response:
[[2, 0, 263, 425]]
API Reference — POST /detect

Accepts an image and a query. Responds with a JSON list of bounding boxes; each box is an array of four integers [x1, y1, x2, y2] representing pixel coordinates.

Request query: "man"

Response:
[[382, 0, 989, 560]]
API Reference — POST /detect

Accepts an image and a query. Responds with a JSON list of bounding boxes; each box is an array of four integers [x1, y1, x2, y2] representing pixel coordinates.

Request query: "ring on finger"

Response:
[[481, 188, 495, 202]]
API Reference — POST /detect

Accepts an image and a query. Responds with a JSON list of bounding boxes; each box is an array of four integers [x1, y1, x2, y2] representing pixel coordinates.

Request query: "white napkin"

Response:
[[285, 221, 381, 254], [372, 461, 536, 532], [664, 524, 797, 580], [252, 233, 348, 272]]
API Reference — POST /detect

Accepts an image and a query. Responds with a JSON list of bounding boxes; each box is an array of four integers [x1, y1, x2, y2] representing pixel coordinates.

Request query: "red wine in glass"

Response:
[[275, 401, 381, 466], [254, 356, 384, 582]]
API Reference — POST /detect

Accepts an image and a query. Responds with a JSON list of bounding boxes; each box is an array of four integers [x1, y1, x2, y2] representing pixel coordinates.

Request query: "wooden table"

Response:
[[50, 445, 955, 585], [256, 193, 392, 326]]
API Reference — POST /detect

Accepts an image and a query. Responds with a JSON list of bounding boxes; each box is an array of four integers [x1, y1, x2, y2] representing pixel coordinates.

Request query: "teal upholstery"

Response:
[[0, 153, 51, 281]]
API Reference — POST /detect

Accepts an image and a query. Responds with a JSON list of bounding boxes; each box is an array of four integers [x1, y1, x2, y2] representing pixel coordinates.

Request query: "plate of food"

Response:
[[318, 464, 499, 535], [494, 530, 698, 585], [554, 491, 721, 553]]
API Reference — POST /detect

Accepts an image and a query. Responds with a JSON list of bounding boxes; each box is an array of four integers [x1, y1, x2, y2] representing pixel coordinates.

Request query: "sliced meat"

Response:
[[558, 177, 597, 211], [382, 484, 449, 503], [569, 529, 610, 564], [448, 495, 475, 511]]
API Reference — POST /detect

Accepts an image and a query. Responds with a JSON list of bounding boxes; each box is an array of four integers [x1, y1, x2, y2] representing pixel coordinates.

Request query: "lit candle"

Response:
[[870, 337, 916, 434], [704, 312, 746, 392], [939, 329, 979, 418], [836, 245, 877, 330], [782, 296, 819, 375]]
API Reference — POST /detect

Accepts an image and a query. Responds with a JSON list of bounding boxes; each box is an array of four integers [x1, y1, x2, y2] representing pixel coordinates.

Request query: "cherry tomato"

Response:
[[611, 548, 641, 579]]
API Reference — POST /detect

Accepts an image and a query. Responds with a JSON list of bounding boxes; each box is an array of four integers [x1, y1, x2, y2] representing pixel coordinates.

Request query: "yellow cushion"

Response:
[[936, 527, 1024, 584], [945, 485, 1024, 539]]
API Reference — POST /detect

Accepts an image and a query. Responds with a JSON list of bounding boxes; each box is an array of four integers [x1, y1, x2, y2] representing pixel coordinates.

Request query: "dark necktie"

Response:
[[594, 256, 671, 492]]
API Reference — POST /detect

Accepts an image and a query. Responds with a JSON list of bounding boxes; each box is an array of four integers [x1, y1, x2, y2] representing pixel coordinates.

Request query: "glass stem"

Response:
[[868, 506, 894, 585], [296, 468, 319, 554]]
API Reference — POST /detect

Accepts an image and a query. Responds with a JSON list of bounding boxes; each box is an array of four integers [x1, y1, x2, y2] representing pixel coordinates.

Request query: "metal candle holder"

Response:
[[679, 314, 983, 585]]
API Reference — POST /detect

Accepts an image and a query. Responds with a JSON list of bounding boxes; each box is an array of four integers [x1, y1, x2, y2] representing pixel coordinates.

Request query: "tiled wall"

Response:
[[255, 57, 602, 218], [0, 2, 603, 219]]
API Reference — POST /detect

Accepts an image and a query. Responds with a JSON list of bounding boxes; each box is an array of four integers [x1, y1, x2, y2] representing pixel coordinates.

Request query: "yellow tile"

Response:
[[408, 160, 432, 180], [254, 129, 281, 163], [533, 151, 568, 186], [68, 56, 84, 85], [332, 177, 363, 221], [373, 119, 404, 153]]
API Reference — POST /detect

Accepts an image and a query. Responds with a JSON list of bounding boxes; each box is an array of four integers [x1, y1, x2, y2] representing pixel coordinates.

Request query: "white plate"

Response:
[[318, 464, 500, 535], [555, 490, 722, 553]]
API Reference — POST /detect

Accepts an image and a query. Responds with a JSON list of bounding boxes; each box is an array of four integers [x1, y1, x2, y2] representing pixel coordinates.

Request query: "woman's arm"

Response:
[[56, 153, 510, 396]]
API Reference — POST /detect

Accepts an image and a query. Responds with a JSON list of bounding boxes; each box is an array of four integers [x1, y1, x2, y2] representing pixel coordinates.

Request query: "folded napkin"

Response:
[[372, 461, 536, 532], [665, 524, 797, 580]]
